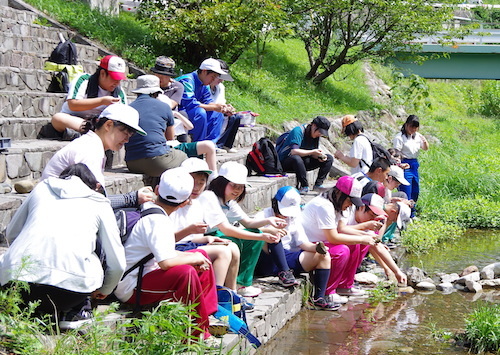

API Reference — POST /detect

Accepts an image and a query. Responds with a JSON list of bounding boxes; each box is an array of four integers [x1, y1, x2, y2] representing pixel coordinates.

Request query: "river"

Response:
[[257, 229, 500, 354]]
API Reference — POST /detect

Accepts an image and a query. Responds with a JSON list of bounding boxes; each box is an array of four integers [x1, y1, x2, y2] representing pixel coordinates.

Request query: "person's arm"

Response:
[[334, 150, 360, 168], [291, 148, 324, 159], [174, 112, 194, 130], [239, 216, 286, 230], [418, 132, 429, 151], [298, 241, 320, 253], [67, 97, 120, 111], [174, 223, 208, 241], [165, 125, 175, 141], [322, 227, 377, 246], [199, 102, 226, 112], [369, 243, 407, 285], [158, 251, 211, 272], [217, 221, 279, 243], [338, 219, 383, 234]]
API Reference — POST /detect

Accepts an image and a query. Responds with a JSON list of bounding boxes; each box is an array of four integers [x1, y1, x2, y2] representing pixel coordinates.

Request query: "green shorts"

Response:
[[174, 142, 199, 157]]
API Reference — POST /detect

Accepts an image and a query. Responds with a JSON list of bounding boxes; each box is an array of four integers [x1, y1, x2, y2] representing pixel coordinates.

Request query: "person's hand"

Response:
[[208, 236, 230, 245], [138, 186, 156, 204], [91, 290, 108, 300], [365, 220, 384, 231], [361, 232, 379, 246], [268, 216, 287, 229], [101, 96, 121, 106], [395, 271, 407, 286], [262, 232, 280, 244], [188, 223, 208, 235], [193, 252, 212, 272], [334, 150, 345, 160]]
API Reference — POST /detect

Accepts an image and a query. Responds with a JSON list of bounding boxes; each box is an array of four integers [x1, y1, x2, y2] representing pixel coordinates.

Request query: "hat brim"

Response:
[[395, 176, 410, 186], [151, 67, 177, 76], [318, 128, 329, 137], [220, 72, 234, 81], [368, 205, 388, 217], [189, 169, 213, 175], [108, 71, 127, 81], [277, 202, 301, 218], [123, 123, 147, 136], [132, 87, 163, 95], [351, 196, 364, 207]]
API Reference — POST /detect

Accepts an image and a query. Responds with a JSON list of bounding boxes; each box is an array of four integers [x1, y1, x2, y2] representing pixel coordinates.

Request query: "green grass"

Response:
[[463, 303, 500, 354]]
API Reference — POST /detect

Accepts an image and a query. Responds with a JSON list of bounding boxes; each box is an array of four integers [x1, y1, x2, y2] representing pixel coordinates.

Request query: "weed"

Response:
[[33, 16, 50, 27], [427, 321, 454, 342], [367, 282, 397, 304], [463, 303, 500, 354]]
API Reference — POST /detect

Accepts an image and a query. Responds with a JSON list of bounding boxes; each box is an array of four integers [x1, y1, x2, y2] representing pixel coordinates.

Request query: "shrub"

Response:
[[480, 81, 500, 118], [400, 219, 464, 255], [463, 303, 500, 354]]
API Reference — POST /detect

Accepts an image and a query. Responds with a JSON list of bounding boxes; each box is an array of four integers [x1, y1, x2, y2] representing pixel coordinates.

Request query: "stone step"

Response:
[[0, 32, 99, 66], [0, 117, 49, 140], [0, 4, 39, 25], [0, 67, 53, 93], [0, 90, 65, 118]]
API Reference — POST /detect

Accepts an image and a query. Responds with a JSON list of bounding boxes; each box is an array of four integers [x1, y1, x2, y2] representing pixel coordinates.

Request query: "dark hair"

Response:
[[321, 186, 349, 213], [401, 115, 420, 137], [217, 59, 229, 71], [362, 180, 384, 197], [368, 157, 391, 173], [388, 148, 402, 160], [59, 163, 99, 190], [91, 116, 134, 135], [157, 194, 184, 207], [197, 68, 218, 76], [208, 176, 246, 203], [271, 198, 280, 216], [344, 120, 364, 136]]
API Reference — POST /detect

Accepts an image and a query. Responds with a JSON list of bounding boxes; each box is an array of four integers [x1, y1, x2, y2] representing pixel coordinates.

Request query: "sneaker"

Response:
[[241, 297, 255, 312], [327, 293, 349, 304], [298, 186, 309, 195], [59, 298, 94, 330], [313, 184, 326, 190], [215, 147, 226, 155], [223, 146, 238, 153], [203, 335, 222, 349], [278, 270, 299, 287], [237, 285, 262, 298], [309, 297, 341, 311], [336, 287, 367, 297], [315, 241, 328, 255]]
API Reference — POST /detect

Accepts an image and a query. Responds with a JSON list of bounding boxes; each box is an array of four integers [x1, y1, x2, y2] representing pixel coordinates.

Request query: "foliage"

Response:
[[138, 0, 290, 66], [390, 72, 431, 112], [400, 219, 464, 254], [22, 0, 162, 69], [367, 282, 398, 304], [473, 7, 500, 29], [479, 81, 500, 118], [427, 321, 454, 342], [287, 0, 459, 84], [463, 303, 500, 354]]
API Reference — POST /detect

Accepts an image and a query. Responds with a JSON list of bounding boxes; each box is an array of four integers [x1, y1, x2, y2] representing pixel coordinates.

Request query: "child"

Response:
[[256, 186, 339, 310], [204, 161, 288, 297]]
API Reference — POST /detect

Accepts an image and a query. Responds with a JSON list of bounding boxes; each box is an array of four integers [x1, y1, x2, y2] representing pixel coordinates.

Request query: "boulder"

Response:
[[478, 279, 500, 288], [440, 273, 460, 284], [480, 263, 500, 280], [398, 286, 414, 294], [415, 281, 436, 291], [354, 272, 379, 285], [436, 282, 455, 293], [406, 267, 426, 287], [465, 280, 483, 293], [14, 180, 35, 194], [460, 265, 479, 277], [456, 272, 480, 285]]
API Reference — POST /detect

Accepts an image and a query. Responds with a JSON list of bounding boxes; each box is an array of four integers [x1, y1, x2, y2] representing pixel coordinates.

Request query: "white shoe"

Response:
[[336, 287, 367, 297], [237, 285, 262, 297], [215, 147, 226, 155], [328, 293, 348, 304], [223, 146, 238, 153]]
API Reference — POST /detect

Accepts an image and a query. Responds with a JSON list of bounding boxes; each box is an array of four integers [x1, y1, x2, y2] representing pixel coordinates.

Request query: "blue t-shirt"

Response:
[[125, 94, 174, 161], [278, 124, 318, 161], [176, 71, 213, 112]]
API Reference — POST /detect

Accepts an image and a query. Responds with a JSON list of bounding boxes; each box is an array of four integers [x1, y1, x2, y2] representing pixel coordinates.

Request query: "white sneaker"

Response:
[[328, 293, 348, 304], [223, 146, 238, 153], [336, 287, 367, 297], [215, 147, 226, 155], [237, 285, 262, 297]]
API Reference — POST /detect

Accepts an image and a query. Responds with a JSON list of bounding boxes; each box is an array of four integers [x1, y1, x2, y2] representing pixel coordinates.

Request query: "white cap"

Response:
[[98, 103, 146, 136], [132, 75, 163, 95], [361, 193, 387, 217], [199, 58, 226, 76], [389, 165, 410, 186], [397, 202, 412, 228], [275, 186, 301, 217], [158, 167, 194, 204], [219, 161, 248, 185], [181, 157, 212, 175]]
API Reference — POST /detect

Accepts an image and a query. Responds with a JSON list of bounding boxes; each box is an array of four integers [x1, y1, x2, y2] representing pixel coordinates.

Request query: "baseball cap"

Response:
[[336, 176, 363, 207], [151, 56, 177, 76], [361, 193, 388, 217], [362, 180, 386, 197], [389, 165, 410, 186], [217, 59, 234, 82], [98, 103, 146, 136], [99, 55, 127, 81], [158, 167, 194, 204], [199, 58, 226, 76], [275, 186, 301, 217], [132, 75, 163, 95], [311, 116, 330, 137], [181, 157, 213, 175], [341, 115, 357, 128], [219, 161, 248, 185], [397, 202, 412, 228]]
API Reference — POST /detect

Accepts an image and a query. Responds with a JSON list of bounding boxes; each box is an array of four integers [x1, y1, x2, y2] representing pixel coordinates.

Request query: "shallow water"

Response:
[[258, 229, 500, 354]]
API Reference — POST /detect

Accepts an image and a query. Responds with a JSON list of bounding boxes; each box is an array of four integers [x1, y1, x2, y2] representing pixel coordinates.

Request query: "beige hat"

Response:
[[132, 75, 163, 95]]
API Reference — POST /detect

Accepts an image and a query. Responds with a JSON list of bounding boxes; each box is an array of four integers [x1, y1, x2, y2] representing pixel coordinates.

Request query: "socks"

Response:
[[267, 241, 289, 272], [313, 269, 330, 299]]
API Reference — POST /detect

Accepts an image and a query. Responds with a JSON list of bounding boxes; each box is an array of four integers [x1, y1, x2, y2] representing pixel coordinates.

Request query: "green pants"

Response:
[[211, 229, 265, 287]]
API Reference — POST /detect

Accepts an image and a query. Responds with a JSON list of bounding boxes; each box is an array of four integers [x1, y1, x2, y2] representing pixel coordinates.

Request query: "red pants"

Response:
[[126, 249, 217, 338]]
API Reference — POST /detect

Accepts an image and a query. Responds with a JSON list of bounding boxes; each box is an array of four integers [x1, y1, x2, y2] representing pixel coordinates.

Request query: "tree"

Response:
[[288, 0, 460, 84], [138, 0, 288, 66]]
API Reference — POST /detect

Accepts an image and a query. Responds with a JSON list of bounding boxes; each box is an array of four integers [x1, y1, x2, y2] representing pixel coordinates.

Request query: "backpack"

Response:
[[245, 137, 284, 176], [359, 134, 395, 168], [275, 124, 306, 157], [47, 67, 70, 93], [48, 37, 78, 65]]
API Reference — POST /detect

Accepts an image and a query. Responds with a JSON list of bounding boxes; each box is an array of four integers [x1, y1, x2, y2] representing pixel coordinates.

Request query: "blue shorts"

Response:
[[175, 241, 206, 251], [255, 249, 305, 276]]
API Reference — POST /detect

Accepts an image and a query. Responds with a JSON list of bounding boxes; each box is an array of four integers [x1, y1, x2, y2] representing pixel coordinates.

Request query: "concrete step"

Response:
[[0, 32, 99, 65], [0, 4, 39, 25]]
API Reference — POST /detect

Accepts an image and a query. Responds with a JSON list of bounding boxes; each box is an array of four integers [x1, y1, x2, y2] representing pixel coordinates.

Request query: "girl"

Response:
[[393, 115, 429, 217], [301, 176, 378, 303], [256, 186, 339, 310], [204, 161, 287, 297], [334, 115, 373, 174]]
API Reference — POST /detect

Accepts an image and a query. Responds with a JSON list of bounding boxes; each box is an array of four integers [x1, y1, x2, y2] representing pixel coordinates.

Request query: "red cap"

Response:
[[99, 55, 127, 80]]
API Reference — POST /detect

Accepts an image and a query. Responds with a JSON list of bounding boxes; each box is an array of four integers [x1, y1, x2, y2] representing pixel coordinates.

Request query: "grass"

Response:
[[367, 282, 398, 304], [462, 303, 500, 354]]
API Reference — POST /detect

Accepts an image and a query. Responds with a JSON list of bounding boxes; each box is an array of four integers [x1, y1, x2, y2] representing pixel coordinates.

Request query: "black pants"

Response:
[[281, 154, 333, 189], [217, 114, 241, 149]]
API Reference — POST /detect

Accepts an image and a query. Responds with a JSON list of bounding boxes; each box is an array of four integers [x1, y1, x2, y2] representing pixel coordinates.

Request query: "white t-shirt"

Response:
[[350, 135, 373, 174], [114, 202, 178, 302], [301, 195, 343, 243], [170, 196, 227, 243], [41, 130, 106, 186], [210, 83, 226, 105], [393, 132, 424, 159], [255, 207, 309, 252]]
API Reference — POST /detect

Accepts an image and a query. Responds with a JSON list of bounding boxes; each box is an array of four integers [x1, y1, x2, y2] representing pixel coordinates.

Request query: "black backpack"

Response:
[[245, 137, 284, 176], [48, 38, 78, 65], [46, 67, 70, 93], [275, 125, 305, 157], [359, 134, 395, 168]]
